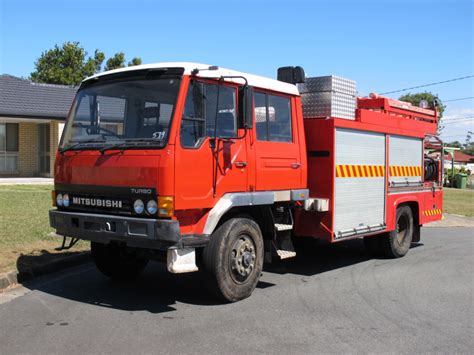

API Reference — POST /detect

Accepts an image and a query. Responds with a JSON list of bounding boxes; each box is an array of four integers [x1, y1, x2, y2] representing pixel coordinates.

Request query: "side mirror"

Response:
[[239, 85, 254, 129], [277, 66, 306, 84]]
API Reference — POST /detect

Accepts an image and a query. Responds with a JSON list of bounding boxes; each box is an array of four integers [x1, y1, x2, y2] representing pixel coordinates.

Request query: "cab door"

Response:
[[251, 91, 302, 191], [175, 79, 248, 210]]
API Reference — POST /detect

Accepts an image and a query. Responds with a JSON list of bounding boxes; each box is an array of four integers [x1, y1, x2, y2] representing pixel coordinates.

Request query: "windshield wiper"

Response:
[[60, 138, 105, 154], [99, 141, 129, 153], [99, 138, 164, 153]]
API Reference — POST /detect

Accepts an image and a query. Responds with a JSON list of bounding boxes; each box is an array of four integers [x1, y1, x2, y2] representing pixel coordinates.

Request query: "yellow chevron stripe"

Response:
[[354, 165, 360, 177], [335, 165, 389, 178], [342, 165, 348, 177], [389, 166, 424, 176]]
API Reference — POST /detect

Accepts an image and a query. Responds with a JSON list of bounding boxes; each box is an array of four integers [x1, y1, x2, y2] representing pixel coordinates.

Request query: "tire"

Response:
[[380, 205, 414, 258], [91, 242, 149, 280], [203, 218, 264, 302]]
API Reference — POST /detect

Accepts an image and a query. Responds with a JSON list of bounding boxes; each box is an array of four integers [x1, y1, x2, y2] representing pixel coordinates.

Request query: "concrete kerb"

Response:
[[424, 213, 474, 228], [0, 178, 54, 185], [0, 252, 91, 292]]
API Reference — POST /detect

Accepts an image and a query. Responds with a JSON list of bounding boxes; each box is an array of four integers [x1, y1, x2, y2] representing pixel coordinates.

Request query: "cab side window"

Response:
[[254, 92, 292, 142], [180, 81, 237, 148]]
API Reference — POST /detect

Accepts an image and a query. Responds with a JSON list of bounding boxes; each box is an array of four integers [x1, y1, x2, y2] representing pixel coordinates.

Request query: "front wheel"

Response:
[[203, 218, 264, 302], [91, 242, 149, 280]]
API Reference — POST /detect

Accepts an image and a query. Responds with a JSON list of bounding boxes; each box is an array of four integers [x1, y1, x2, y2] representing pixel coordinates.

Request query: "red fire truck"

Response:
[[49, 63, 443, 302]]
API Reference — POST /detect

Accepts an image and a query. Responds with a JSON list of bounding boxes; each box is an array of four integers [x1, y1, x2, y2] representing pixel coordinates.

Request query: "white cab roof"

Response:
[[83, 62, 300, 96]]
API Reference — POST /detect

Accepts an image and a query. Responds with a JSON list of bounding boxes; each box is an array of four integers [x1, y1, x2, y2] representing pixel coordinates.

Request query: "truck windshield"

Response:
[[60, 77, 181, 150]]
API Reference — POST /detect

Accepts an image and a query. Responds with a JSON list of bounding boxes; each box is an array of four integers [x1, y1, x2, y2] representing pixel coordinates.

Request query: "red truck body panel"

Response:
[[53, 66, 443, 243]]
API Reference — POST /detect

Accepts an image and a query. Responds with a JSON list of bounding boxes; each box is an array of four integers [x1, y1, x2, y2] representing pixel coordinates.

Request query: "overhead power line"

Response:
[[442, 117, 474, 125], [380, 75, 474, 95], [444, 96, 474, 103], [443, 116, 474, 121]]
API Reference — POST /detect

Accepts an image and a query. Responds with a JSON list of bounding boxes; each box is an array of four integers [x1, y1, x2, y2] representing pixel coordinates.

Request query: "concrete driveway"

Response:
[[1, 227, 472, 353]]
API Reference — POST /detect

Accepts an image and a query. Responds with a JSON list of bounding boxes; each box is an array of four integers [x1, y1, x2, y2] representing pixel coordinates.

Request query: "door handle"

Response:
[[235, 161, 247, 168], [291, 163, 301, 169]]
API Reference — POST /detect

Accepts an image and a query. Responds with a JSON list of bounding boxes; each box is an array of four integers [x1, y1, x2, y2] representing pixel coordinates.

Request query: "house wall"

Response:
[[18, 122, 39, 176], [1, 118, 64, 178], [49, 121, 64, 176]]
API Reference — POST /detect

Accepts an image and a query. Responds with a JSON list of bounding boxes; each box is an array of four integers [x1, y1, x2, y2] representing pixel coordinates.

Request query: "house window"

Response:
[[38, 124, 50, 174], [254, 92, 292, 142], [0, 123, 19, 172]]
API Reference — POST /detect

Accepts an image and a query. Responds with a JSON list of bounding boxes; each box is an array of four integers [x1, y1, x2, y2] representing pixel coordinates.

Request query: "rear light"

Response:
[[52, 190, 57, 207], [158, 196, 174, 217]]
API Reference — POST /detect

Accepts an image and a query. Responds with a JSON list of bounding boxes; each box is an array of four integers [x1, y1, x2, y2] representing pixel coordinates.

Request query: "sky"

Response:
[[0, 0, 472, 142]]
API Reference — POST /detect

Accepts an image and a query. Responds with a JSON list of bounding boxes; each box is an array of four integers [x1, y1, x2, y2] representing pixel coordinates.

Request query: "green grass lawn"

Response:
[[0, 184, 88, 274], [443, 187, 474, 217], [0, 184, 472, 275]]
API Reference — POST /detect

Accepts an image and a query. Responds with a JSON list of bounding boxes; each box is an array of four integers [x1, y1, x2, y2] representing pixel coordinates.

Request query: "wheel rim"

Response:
[[396, 213, 409, 246], [229, 234, 256, 284]]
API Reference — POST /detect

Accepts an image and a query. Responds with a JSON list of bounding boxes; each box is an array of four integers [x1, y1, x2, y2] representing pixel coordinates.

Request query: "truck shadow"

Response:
[[20, 239, 422, 314], [266, 238, 423, 276]]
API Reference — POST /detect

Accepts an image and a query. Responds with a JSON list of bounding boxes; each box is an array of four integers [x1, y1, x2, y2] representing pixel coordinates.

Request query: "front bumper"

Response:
[[49, 209, 209, 250]]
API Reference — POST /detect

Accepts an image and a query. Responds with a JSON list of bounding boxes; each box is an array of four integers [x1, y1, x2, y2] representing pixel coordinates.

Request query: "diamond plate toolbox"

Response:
[[298, 75, 357, 120]]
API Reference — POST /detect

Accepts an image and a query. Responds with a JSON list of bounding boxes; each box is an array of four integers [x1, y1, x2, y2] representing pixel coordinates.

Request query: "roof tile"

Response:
[[0, 75, 77, 119]]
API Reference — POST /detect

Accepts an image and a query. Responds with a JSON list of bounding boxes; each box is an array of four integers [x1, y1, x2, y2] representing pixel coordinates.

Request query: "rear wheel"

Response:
[[364, 205, 414, 258], [91, 242, 149, 280], [381, 205, 414, 258], [203, 218, 264, 302]]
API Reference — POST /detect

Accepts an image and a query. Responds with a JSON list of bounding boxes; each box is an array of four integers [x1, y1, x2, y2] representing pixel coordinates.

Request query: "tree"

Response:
[[445, 141, 462, 148], [30, 42, 105, 85], [128, 57, 142, 67], [104, 52, 142, 71], [31, 42, 143, 85], [399, 92, 445, 133], [463, 131, 474, 155], [104, 52, 126, 71], [464, 131, 472, 148]]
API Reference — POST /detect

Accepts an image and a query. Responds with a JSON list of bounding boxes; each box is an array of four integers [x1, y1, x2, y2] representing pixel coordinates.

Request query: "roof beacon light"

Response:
[[191, 65, 219, 75]]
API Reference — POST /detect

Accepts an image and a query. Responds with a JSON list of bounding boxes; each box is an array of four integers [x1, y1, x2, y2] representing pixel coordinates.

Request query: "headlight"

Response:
[[146, 200, 158, 214], [56, 193, 63, 206], [63, 194, 70, 207], [133, 199, 144, 214]]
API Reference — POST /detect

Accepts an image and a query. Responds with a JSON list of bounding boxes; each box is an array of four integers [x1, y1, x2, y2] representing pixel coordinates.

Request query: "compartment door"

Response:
[[334, 128, 386, 239], [389, 135, 423, 185]]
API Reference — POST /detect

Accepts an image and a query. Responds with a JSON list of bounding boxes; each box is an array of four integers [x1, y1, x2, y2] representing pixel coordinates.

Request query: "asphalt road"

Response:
[[1, 227, 473, 354]]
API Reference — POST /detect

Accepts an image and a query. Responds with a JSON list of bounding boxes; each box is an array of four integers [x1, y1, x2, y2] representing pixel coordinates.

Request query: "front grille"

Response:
[[55, 184, 158, 218], [64, 193, 133, 216]]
